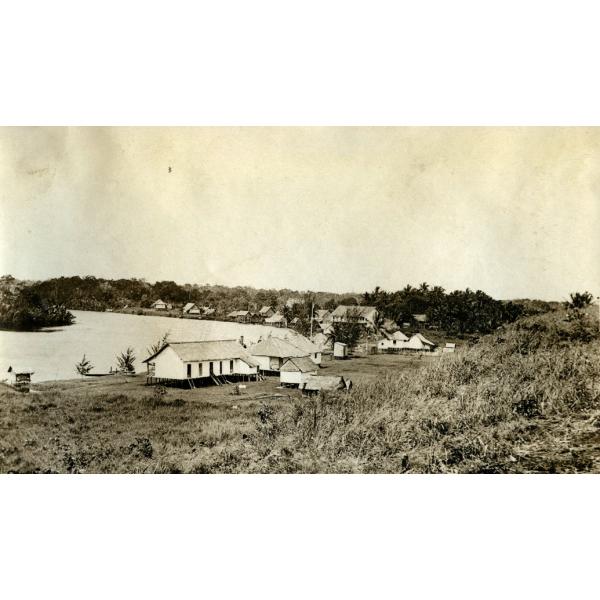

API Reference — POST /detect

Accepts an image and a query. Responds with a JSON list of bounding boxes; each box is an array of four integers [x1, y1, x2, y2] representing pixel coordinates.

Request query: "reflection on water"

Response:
[[0, 310, 295, 382]]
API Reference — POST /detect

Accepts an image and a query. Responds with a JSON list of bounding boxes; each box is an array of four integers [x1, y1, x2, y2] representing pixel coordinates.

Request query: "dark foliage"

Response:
[[363, 284, 524, 335], [0, 283, 74, 330]]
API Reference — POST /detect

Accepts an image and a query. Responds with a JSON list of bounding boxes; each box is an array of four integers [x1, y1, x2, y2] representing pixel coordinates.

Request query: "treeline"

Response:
[[363, 284, 526, 335], [3, 275, 356, 317], [0, 280, 74, 331]]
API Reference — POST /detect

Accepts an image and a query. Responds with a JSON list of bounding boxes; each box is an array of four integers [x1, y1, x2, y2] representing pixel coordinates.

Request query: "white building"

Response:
[[143, 340, 259, 384], [331, 305, 378, 327], [280, 356, 318, 387], [182, 302, 201, 315], [151, 299, 167, 310], [377, 330, 410, 352], [333, 341, 348, 359], [248, 336, 309, 372], [405, 333, 436, 352]]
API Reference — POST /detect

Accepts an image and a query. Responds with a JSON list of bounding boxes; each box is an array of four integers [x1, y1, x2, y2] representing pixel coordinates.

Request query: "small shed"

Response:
[[333, 342, 348, 359], [300, 375, 347, 396], [443, 343, 456, 353], [7, 367, 34, 392], [151, 299, 167, 310], [182, 302, 201, 315], [280, 356, 318, 387]]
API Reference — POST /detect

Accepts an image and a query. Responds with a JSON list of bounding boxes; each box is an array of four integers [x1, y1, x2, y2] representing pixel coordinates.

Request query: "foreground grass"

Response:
[[245, 308, 600, 473], [1, 308, 598, 473]]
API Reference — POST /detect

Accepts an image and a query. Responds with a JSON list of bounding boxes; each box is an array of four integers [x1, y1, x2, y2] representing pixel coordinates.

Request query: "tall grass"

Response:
[[244, 308, 600, 473]]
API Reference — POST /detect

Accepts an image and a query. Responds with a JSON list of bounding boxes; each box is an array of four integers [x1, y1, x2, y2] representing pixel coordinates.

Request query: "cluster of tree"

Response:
[[362, 284, 524, 335], [0, 282, 74, 331], [565, 291, 594, 310], [75, 347, 136, 376], [15, 275, 356, 317]]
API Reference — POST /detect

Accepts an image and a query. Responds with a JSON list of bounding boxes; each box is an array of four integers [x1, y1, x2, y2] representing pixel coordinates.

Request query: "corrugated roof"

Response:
[[248, 336, 308, 358], [280, 356, 319, 373], [143, 340, 258, 366], [284, 332, 321, 354]]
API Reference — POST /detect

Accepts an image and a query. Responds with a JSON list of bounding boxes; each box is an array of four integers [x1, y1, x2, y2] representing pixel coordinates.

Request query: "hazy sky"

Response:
[[0, 127, 598, 300]]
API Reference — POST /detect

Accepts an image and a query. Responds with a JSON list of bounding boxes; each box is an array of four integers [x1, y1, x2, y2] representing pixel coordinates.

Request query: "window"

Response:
[[230, 360, 234, 372], [199, 362, 203, 377], [187, 364, 191, 377]]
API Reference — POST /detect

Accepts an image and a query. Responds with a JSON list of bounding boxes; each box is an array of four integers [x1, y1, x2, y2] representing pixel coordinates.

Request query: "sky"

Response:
[[0, 126, 598, 301]]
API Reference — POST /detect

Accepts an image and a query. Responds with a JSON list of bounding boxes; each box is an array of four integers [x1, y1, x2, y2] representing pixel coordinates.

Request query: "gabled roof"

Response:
[[413, 332, 435, 346], [228, 310, 251, 317], [152, 299, 166, 305], [280, 356, 319, 373], [265, 312, 286, 323], [391, 330, 409, 341], [284, 332, 321, 354], [248, 336, 308, 358], [143, 340, 258, 367], [183, 302, 199, 312], [258, 306, 273, 315]]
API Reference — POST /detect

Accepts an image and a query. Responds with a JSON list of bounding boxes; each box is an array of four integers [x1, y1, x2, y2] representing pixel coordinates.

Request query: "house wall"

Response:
[[235, 359, 258, 375], [310, 352, 322, 365], [269, 356, 282, 370], [250, 355, 271, 371], [333, 343, 347, 358], [280, 371, 301, 385], [154, 346, 186, 379]]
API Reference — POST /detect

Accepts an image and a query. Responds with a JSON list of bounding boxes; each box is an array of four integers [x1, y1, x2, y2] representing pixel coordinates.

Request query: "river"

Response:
[[0, 310, 298, 382]]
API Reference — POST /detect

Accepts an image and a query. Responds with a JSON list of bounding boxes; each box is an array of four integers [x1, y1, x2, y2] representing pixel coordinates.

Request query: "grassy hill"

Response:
[[243, 306, 600, 473]]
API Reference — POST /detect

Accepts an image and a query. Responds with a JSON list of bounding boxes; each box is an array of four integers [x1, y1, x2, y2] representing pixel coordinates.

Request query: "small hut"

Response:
[[279, 356, 318, 387], [7, 366, 34, 392], [182, 302, 201, 315], [443, 343, 456, 353], [333, 341, 348, 359], [151, 299, 167, 310]]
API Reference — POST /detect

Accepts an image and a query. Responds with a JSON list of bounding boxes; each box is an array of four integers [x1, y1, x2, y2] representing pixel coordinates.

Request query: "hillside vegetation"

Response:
[[240, 307, 600, 473]]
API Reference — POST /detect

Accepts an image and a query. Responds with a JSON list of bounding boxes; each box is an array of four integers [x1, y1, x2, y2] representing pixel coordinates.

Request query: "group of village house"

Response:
[[142, 303, 455, 395]]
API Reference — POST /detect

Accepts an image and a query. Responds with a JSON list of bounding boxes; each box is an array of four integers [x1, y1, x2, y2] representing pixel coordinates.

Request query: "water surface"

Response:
[[0, 310, 295, 382]]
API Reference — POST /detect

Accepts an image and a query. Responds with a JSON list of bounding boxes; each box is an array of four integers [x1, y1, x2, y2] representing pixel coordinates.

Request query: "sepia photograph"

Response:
[[1, 126, 598, 474], [2, 3, 600, 599]]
